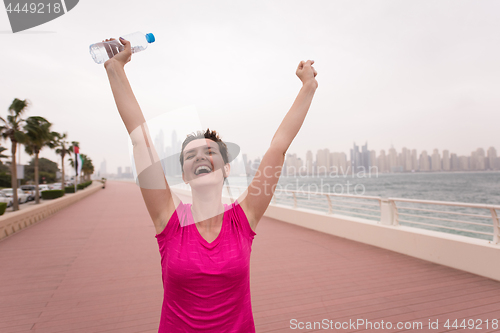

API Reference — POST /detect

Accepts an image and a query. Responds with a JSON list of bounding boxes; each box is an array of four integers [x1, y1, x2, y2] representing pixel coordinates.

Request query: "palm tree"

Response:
[[49, 132, 71, 195], [24, 116, 52, 204], [0, 98, 29, 211], [80, 154, 95, 181], [0, 146, 8, 160]]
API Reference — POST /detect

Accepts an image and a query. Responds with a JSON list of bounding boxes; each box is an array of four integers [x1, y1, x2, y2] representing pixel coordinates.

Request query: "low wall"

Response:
[[265, 204, 500, 282], [0, 183, 102, 241]]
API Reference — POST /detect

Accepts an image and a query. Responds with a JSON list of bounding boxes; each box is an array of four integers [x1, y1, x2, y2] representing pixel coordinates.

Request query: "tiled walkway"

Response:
[[1, 181, 499, 332]]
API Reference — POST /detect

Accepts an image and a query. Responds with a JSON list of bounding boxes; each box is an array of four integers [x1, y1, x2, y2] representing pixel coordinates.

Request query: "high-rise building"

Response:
[[378, 150, 387, 173], [117, 167, 122, 176], [316, 149, 330, 175], [370, 150, 377, 168], [450, 153, 459, 171], [431, 149, 441, 171], [411, 149, 418, 171], [351, 142, 370, 174], [388, 147, 398, 172], [419, 151, 430, 171], [339, 152, 348, 173], [476, 148, 485, 170], [442, 150, 450, 171], [100, 159, 107, 176], [488, 147, 498, 170], [402, 147, 412, 172], [285, 153, 302, 175], [306, 150, 313, 175], [459, 156, 469, 171]]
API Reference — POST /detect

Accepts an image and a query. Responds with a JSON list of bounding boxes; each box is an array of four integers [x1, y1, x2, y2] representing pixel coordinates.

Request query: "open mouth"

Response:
[[195, 165, 212, 176]]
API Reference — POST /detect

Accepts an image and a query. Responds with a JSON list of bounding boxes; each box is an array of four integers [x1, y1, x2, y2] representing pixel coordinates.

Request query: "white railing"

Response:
[[387, 198, 500, 244], [172, 183, 500, 244]]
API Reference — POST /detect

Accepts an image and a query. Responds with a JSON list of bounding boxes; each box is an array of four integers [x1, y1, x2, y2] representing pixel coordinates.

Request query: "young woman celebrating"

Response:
[[103, 36, 317, 332]]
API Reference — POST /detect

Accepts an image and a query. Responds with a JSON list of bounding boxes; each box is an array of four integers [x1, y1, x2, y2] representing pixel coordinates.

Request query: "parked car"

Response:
[[38, 184, 52, 192], [1, 188, 29, 204], [0, 192, 13, 207], [20, 185, 36, 201], [51, 183, 62, 190]]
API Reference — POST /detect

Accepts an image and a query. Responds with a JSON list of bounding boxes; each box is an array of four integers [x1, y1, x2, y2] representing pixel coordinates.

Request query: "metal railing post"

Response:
[[380, 198, 393, 225], [326, 194, 332, 214], [490, 208, 499, 244], [293, 192, 297, 208], [390, 200, 399, 226]]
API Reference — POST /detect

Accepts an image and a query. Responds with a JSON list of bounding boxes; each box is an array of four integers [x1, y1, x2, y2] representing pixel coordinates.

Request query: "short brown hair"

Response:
[[179, 129, 229, 170]]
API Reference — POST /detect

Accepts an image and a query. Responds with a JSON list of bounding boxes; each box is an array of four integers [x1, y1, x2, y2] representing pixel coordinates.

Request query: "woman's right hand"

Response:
[[104, 37, 132, 69]]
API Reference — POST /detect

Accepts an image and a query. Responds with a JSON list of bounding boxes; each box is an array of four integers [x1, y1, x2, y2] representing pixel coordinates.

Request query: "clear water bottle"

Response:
[[90, 32, 155, 64]]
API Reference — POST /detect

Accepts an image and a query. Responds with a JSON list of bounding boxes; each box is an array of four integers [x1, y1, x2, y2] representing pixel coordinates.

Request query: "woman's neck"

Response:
[[190, 184, 225, 228]]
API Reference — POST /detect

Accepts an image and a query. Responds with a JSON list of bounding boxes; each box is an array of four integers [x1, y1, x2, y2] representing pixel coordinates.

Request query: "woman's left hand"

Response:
[[296, 60, 318, 88]]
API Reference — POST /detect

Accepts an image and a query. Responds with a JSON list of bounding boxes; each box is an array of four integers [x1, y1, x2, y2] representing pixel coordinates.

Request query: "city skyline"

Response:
[[102, 143, 500, 179], [281, 143, 500, 176]]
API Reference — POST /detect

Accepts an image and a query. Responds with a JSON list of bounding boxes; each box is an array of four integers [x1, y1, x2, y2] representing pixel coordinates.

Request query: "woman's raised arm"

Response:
[[238, 60, 318, 231], [104, 38, 179, 234]]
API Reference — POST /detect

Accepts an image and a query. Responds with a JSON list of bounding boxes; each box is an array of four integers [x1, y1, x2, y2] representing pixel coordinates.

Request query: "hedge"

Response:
[[65, 187, 75, 193], [77, 181, 93, 190], [65, 181, 92, 193], [41, 190, 64, 200], [0, 202, 6, 215]]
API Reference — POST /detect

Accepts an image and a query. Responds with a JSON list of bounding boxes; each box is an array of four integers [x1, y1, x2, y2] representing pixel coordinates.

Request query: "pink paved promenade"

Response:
[[1, 181, 499, 332]]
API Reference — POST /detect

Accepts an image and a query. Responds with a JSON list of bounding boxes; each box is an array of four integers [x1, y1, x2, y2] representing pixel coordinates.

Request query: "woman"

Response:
[[104, 37, 317, 332]]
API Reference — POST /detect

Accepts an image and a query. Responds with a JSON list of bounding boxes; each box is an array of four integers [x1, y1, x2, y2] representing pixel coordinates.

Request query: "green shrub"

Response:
[[65, 186, 75, 193], [0, 202, 6, 215], [41, 190, 64, 200]]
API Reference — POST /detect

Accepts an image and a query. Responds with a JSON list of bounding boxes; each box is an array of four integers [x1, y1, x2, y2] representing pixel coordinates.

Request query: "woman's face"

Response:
[[181, 138, 229, 185]]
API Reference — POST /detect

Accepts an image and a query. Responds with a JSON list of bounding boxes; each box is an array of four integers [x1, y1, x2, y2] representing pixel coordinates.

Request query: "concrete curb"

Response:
[[0, 182, 103, 241]]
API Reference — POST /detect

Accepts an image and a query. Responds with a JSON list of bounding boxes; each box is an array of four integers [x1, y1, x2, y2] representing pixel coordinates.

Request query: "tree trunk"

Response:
[[61, 154, 65, 196], [11, 140, 19, 211], [35, 153, 40, 204]]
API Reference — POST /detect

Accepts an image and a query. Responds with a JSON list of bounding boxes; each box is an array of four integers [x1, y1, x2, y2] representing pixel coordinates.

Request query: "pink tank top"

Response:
[[155, 200, 257, 332]]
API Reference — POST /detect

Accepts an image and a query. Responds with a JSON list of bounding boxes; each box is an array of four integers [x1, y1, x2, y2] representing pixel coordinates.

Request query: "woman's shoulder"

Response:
[[227, 200, 256, 238]]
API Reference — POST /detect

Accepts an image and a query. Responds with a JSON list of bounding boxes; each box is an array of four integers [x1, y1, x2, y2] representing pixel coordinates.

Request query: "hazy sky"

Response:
[[1, 0, 499, 175]]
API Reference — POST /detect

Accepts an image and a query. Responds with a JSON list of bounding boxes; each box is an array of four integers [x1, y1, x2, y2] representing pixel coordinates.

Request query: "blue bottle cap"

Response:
[[146, 33, 155, 43]]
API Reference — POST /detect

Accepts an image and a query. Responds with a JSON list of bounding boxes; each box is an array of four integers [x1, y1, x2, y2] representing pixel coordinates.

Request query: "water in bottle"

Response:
[[90, 32, 155, 64]]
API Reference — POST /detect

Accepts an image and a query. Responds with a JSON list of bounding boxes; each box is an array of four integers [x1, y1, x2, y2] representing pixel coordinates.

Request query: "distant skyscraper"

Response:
[[100, 159, 107, 176], [419, 151, 430, 171], [487, 147, 498, 170], [370, 150, 377, 168], [442, 150, 450, 171], [306, 150, 313, 175], [316, 149, 330, 175], [330, 152, 348, 173], [402, 147, 412, 172], [285, 153, 302, 175], [450, 153, 459, 171], [350, 142, 370, 174], [475, 148, 485, 170], [431, 149, 441, 171], [459, 156, 469, 171], [411, 149, 418, 171], [378, 150, 387, 173], [388, 147, 397, 172], [117, 166, 122, 176]]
